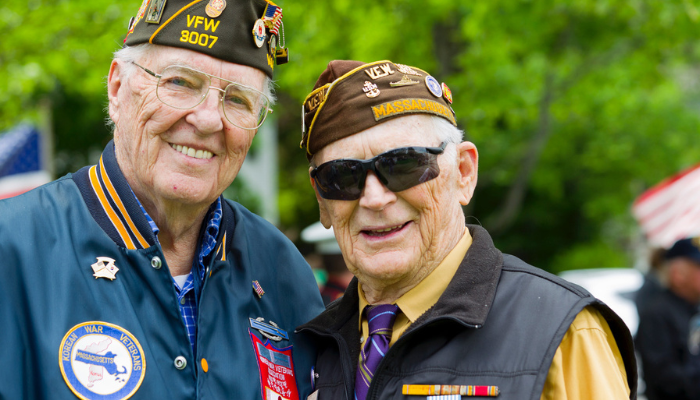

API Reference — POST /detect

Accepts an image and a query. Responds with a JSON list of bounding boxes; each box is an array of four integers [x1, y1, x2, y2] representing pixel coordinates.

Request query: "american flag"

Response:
[[262, 2, 283, 36], [252, 280, 265, 298], [632, 163, 700, 248], [0, 125, 51, 200]]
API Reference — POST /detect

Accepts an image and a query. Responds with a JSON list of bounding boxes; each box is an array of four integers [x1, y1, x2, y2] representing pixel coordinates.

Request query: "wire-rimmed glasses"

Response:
[[130, 61, 271, 130]]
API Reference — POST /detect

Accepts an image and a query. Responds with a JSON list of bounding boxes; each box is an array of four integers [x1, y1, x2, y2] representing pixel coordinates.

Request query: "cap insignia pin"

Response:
[[390, 75, 420, 87], [250, 317, 288, 341], [252, 19, 266, 48], [91, 257, 119, 280], [145, 0, 167, 24], [205, 0, 226, 18], [692, 237, 700, 249], [363, 81, 380, 98], [395, 63, 422, 76], [425, 76, 443, 98], [441, 82, 453, 104]]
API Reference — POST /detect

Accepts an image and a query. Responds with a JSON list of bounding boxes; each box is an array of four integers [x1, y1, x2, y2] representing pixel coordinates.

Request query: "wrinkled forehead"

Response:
[[146, 45, 268, 89], [313, 115, 442, 165]]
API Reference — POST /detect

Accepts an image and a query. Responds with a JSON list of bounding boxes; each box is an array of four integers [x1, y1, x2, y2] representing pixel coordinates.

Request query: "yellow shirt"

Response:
[[358, 229, 630, 399]]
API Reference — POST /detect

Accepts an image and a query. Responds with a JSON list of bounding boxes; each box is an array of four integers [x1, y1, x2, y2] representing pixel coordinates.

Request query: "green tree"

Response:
[[3, 0, 700, 271]]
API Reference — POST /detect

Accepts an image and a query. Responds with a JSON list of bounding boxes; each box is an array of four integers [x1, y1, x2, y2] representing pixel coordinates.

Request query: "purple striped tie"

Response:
[[355, 304, 399, 400]]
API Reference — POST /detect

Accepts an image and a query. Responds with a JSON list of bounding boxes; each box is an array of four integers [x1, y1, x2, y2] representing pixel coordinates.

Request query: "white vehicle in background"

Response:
[[559, 268, 646, 399], [558, 268, 644, 337]]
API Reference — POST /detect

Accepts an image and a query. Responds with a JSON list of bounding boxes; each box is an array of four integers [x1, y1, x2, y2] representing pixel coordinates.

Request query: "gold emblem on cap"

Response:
[[91, 257, 119, 280], [363, 81, 380, 98], [206, 0, 226, 18], [365, 64, 396, 80], [145, 0, 167, 24], [390, 75, 420, 87], [395, 63, 422, 76]]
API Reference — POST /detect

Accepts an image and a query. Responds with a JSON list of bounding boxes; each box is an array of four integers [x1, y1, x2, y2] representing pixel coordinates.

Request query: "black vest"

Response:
[[297, 225, 637, 400]]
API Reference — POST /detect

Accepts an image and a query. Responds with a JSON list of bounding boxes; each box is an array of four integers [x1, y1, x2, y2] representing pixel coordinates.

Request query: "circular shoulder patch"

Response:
[[425, 75, 443, 98], [59, 322, 145, 400]]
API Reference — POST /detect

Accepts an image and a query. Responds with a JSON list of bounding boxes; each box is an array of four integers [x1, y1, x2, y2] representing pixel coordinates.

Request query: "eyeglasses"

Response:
[[130, 61, 271, 130], [311, 142, 448, 200]]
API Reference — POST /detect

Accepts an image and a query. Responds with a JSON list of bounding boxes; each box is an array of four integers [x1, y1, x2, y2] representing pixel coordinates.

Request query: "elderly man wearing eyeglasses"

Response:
[[296, 60, 638, 400], [0, 1, 322, 399]]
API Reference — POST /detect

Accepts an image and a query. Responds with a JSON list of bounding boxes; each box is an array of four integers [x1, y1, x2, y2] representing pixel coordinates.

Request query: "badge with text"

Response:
[[249, 332, 300, 400], [59, 322, 146, 400], [252, 19, 267, 48], [91, 257, 119, 280]]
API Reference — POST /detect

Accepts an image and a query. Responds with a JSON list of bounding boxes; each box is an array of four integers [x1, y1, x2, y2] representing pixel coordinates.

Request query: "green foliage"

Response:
[[3, 0, 700, 271]]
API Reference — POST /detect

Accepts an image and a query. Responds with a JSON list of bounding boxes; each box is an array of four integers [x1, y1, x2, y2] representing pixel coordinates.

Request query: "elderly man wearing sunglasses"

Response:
[[296, 60, 637, 400], [0, 1, 323, 399]]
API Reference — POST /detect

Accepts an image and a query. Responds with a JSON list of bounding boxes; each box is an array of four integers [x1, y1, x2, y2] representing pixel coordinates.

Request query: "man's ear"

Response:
[[455, 141, 479, 206], [107, 59, 122, 126], [309, 167, 332, 228]]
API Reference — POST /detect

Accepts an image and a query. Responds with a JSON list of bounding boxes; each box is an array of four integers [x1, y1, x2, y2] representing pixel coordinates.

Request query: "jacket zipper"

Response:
[[296, 326, 355, 400]]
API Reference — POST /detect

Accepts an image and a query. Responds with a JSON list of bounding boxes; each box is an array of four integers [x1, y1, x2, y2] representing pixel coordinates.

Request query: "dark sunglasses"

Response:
[[311, 142, 448, 200]]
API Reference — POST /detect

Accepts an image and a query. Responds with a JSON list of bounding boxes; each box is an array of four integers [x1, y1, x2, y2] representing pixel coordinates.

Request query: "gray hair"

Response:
[[107, 43, 276, 130]]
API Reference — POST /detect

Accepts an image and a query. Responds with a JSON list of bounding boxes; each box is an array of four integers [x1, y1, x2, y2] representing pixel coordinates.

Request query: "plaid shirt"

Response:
[[135, 193, 223, 356]]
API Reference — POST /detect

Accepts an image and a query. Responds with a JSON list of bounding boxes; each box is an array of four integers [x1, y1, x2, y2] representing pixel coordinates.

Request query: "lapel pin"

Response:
[[250, 317, 289, 341], [252, 280, 265, 298], [91, 257, 119, 280]]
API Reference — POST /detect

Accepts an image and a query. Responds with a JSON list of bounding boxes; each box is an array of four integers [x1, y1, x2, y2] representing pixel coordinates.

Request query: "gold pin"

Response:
[[91, 257, 119, 280], [363, 81, 380, 98], [206, 0, 227, 18], [145, 0, 167, 24], [390, 75, 420, 87]]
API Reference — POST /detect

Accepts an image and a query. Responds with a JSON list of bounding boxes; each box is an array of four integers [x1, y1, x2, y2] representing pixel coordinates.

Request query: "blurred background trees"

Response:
[[2, 0, 699, 273]]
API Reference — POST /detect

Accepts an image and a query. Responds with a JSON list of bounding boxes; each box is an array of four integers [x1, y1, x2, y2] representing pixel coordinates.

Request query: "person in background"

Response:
[[635, 247, 668, 318], [296, 59, 637, 399], [302, 221, 355, 305], [636, 237, 700, 400], [0, 1, 323, 399]]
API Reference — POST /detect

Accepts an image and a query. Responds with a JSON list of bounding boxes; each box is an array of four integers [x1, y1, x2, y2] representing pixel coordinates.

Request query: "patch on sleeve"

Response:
[[59, 322, 145, 400], [249, 330, 300, 400]]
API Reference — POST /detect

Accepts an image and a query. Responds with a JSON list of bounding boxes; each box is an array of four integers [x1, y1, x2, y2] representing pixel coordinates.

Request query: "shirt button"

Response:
[[174, 356, 187, 370], [180, 298, 186, 305], [201, 358, 209, 373], [151, 256, 162, 269]]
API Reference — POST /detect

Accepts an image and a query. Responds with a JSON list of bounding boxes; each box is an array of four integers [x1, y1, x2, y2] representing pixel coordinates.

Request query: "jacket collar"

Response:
[[298, 224, 503, 334], [73, 140, 159, 249]]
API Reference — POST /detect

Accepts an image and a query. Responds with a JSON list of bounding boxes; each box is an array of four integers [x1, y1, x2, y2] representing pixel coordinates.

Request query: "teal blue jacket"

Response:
[[0, 142, 324, 400]]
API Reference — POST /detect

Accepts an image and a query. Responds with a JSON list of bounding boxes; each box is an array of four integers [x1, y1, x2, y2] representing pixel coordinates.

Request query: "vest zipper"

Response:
[[295, 327, 354, 400]]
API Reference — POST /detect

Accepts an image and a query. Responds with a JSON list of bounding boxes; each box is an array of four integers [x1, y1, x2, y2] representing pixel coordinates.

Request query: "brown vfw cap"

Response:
[[301, 60, 456, 160], [124, 0, 289, 78]]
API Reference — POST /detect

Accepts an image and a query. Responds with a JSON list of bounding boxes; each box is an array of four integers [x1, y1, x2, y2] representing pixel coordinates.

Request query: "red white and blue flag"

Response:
[[0, 124, 51, 200], [632, 162, 700, 248], [262, 2, 283, 36]]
